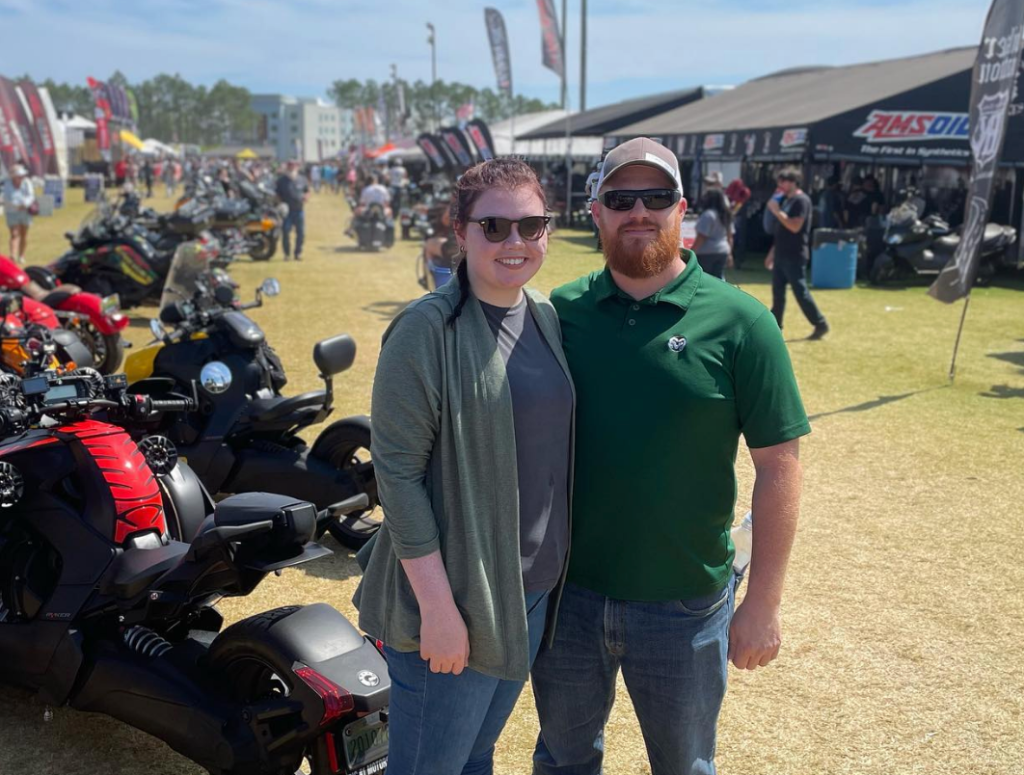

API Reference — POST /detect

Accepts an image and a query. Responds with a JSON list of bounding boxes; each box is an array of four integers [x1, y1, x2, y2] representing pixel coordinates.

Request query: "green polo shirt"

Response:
[[551, 253, 810, 601]]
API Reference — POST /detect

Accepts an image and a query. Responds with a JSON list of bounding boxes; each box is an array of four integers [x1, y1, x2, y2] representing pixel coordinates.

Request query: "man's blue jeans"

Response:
[[383, 590, 550, 775], [531, 576, 738, 775], [282, 209, 305, 258]]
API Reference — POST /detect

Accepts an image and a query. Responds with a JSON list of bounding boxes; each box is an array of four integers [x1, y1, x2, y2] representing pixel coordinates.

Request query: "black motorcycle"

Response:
[[125, 247, 380, 550], [870, 195, 1017, 285], [352, 203, 395, 252], [0, 367, 390, 775]]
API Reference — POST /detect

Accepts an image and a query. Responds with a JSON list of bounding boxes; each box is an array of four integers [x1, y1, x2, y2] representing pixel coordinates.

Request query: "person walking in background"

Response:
[[692, 187, 735, 280], [141, 158, 154, 198], [354, 158, 573, 775], [162, 157, 177, 198], [275, 160, 308, 261], [725, 178, 752, 269], [765, 167, 830, 339], [818, 176, 845, 229], [310, 163, 322, 193], [2, 164, 36, 264]]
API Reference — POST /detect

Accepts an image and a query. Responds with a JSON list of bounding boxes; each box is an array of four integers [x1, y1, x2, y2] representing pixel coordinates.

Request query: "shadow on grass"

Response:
[[808, 385, 948, 422], [363, 299, 414, 321], [980, 384, 1024, 399], [987, 348, 1024, 373], [299, 540, 362, 581]]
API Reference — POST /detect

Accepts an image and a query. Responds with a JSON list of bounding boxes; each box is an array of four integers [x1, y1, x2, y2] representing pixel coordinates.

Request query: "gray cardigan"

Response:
[[353, 277, 575, 681]]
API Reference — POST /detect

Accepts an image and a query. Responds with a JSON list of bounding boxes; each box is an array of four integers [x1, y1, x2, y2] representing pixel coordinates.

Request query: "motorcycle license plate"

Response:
[[101, 294, 121, 314], [342, 713, 389, 772]]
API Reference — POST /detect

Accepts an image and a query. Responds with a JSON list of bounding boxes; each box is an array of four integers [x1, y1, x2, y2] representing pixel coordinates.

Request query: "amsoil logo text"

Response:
[[854, 111, 970, 143]]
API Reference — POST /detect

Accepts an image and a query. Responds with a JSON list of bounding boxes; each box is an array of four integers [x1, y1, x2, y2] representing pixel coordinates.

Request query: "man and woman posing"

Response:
[[356, 139, 810, 775]]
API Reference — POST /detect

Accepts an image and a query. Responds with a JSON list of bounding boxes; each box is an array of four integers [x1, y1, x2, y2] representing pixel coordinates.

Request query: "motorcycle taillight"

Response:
[[294, 665, 355, 727]]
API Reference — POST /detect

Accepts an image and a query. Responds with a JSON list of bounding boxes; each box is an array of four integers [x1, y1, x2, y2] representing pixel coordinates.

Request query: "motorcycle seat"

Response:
[[248, 391, 326, 426], [934, 235, 960, 251], [103, 540, 191, 599], [41, 289, 74, 308]]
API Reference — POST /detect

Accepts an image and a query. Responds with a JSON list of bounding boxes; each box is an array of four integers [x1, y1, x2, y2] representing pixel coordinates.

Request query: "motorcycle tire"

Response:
[[68, 319, 125, 374], [26, 265, 60, 290], [869, 253, 895, 285], [248, 232, 277, 262], [310, 421, 380, 550]]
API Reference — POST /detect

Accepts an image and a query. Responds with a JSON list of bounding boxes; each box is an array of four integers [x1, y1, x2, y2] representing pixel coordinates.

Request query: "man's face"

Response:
[[592, 165, 687, 279], [777, 178, 797, 196]]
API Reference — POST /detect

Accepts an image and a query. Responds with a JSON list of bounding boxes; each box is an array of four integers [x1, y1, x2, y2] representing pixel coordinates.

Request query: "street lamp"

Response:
[[426, 22, 438, 131]]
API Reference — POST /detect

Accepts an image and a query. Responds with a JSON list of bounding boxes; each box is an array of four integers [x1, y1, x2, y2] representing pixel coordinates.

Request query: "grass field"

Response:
[[0, 187, 1022, 775]]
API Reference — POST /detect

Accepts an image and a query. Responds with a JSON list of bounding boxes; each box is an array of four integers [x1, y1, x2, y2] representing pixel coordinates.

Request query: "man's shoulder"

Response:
[[551, 270, 604, 308]]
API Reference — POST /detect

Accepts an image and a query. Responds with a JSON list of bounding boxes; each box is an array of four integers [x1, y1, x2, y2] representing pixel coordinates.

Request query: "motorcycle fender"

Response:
[[159, 461, 216, 543], [232, 603, 390, 713], [20, 296, 60, 329], [39, 627, 86, 706], [55, 293, 130, 334], [124, 342, 166, 383]]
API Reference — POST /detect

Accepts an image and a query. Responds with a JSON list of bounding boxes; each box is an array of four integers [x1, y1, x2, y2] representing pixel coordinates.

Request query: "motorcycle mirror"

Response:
[[260, 278, 281, 297], [149, 319, 166, 341]]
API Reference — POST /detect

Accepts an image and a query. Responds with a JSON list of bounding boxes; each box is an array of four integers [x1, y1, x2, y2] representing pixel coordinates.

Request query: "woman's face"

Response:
[[457, 186, 548, 302]]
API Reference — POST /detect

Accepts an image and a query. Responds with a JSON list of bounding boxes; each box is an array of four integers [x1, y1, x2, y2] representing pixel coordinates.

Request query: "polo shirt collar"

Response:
[[594, 249, 703, 310]]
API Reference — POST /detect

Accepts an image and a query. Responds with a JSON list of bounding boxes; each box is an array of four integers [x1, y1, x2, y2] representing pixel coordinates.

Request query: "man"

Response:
[[358, 174, 392, 215], [275, 160, 308, 260], [765, 168, 829, 339], [532, 137, 810, 775], [388, 159, 408, 211]]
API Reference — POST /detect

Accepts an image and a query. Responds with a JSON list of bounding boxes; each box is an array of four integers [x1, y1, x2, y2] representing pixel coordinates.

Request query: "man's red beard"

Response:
[[601, 217, 681, 279]]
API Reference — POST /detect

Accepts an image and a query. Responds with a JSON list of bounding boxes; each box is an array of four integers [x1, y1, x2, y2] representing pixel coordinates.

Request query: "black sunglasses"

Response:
[[601, 189, 682, 211], [474, 216, 551, 243]]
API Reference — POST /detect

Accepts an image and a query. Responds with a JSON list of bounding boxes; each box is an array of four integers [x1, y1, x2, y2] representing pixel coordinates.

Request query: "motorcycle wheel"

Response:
[[869, 253, 895, 285], [249, 232, 277, 261], [310, 422, 380, 550], [68, 319, 125, 374]]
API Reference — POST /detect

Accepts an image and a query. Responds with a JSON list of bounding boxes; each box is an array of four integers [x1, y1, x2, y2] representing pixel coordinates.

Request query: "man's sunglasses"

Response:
[[601, 189, 682, 211], [474, 216, 551, 243]]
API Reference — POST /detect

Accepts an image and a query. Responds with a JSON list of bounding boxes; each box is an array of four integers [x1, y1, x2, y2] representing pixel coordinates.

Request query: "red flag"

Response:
[[18, 80, 58, 176], [536, 0, 564, 78], [87, 77, 112, 160]]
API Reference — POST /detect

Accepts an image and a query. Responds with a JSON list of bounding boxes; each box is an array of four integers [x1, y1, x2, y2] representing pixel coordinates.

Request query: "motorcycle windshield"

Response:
[[159, 241, 212, 314], [75, 198, 112, 242]]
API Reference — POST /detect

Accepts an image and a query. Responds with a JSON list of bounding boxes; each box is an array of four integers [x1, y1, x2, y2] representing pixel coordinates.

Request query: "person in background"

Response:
[[584, 160, 603, 248], [275, 160, 308, 261], [725, 178, 752, 268], [862, 175, 885, 218], [844, 175, 868, 228], [692, 187, 735, 280], [114, 157, 128, 188], [818, 176, 845, 229], [354, 158, 572, 775], [765, 167, 830, 339], [141, 158, 154, 198], [2, 164, 35, 264], [389, 159, 409, 212], [163, 157, 177, 198], [310, 163, 322, 193]]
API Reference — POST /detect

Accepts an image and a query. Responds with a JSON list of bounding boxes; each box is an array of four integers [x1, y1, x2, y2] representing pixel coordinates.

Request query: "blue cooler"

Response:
[[429, 263, 453, 290], [811, 229, 859, 289]]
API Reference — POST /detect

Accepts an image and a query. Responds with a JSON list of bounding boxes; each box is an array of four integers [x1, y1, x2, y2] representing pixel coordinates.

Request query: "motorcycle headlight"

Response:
[[200, 361, 232, 394], [886, 234, 902, 245]]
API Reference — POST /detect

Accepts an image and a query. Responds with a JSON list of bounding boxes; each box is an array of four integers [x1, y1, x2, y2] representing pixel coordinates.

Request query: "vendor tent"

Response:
[[610, 47, 1024, 168], [521, 87, 707, 140], [489, 110, 604, 159], [236, 148, 259, 159], [120, 129, 145, 151]]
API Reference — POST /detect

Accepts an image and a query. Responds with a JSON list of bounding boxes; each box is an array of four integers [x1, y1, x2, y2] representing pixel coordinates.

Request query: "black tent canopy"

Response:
[[609, 48, 1024, 167], [520, 87, 706, 141]]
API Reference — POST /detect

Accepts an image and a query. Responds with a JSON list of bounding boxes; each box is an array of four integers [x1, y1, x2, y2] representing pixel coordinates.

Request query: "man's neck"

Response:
[[608, 256, 686, 301]]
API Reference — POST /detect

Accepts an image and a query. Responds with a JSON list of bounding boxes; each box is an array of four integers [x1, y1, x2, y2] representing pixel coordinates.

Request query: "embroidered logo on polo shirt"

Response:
[[667, 335, 687, 352]]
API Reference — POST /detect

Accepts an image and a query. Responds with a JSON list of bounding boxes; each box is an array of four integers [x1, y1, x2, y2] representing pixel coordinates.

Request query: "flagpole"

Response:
[[948, 293, 972, 382]]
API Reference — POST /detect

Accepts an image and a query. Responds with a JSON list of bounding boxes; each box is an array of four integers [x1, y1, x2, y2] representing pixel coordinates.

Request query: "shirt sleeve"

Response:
[[788, 195, 810, 221], [370, 309, 444, 559], [696, 210, 715, 237], [734, 311, 811, 449]]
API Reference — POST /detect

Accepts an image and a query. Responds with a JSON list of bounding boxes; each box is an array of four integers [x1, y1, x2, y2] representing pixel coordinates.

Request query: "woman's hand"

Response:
[[420, 600, 470, 674]]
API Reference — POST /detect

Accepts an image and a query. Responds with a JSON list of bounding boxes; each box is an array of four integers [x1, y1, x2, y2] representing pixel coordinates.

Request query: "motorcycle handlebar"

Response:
[[147, 398, 196, 413]]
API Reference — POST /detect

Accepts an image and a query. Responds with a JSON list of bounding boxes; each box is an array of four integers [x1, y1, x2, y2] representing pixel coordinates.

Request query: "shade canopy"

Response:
[[236, 148, 259, 159], [120, 129, 145, 151]]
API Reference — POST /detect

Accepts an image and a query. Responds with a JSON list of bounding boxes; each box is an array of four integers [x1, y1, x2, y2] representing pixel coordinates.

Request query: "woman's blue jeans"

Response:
[[383, 589, 550, 775]]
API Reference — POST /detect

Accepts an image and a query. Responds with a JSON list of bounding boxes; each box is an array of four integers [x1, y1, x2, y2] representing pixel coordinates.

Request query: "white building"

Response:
[[250, 94, 353, 162]]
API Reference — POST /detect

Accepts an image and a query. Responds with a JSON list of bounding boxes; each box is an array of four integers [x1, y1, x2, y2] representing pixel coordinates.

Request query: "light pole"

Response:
[[426, 22, 438, 131]]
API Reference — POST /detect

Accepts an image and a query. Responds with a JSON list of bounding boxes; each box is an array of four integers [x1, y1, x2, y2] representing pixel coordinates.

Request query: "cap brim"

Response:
[[597, 160, 682, 197]]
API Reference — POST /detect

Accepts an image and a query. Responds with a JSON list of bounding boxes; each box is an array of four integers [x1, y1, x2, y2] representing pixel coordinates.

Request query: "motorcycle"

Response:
[[0, 366, 390, 775], [352, 203, 395, 252], [123, 244, 380, 550], [175, 176, 282, 261], [0, 254, 129, 373], [870, 193, 1017, 285], [0, 297, 93, 376]]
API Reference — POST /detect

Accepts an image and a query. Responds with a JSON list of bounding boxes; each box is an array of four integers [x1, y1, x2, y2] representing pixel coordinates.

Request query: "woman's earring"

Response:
[[459, 244, 466, 254]]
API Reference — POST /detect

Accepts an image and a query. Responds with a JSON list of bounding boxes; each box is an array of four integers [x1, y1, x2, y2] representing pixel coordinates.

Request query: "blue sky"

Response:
[[0, 0, 995, 109]]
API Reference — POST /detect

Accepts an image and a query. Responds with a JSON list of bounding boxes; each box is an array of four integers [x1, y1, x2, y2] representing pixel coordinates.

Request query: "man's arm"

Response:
[[728, 438, 802, 670], [767, 199, 806, 234]]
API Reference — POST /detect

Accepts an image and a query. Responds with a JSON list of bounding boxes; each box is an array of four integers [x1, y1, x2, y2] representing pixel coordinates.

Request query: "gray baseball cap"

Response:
[[596, 137, 683, 197]]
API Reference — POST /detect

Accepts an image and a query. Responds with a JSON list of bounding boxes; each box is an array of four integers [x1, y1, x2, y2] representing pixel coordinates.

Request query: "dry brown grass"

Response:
[[0, 188, 1022, 774]]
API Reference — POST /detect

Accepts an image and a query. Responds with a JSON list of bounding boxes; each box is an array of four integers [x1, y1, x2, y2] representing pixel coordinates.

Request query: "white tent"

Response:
[[142, 138, 180, 157], [488, 110, 604, 160]]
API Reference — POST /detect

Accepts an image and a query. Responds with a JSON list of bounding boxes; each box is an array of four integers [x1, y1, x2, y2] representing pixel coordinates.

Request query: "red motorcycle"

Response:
[[0, 254, 129, 373]]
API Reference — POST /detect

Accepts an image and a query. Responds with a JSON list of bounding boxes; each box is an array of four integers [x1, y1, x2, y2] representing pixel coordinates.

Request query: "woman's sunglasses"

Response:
[[474, 216, 551, 243], [601, 189, 682, 211]]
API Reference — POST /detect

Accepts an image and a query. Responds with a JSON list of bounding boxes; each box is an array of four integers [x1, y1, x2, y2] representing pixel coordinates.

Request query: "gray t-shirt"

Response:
[[695, 209, 732, 255], [480, 297, 572, 592]]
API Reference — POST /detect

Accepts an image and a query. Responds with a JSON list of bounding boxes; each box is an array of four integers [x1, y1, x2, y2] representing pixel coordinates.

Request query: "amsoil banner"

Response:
[[18, 80, 59, 176], [536, 0, 564, 78], [416, 133, 450, 172], [930, 0, 1024, 303], [466, 119, 496, 161], [0, 77, 34, 174], [485, 8, 513, 98], [439, 126, 475, 167], [87, 77, 112, 160]]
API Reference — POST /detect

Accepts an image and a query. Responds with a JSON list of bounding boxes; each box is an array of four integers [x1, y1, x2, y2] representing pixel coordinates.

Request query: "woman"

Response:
[[692, 187, 734, 280], [354, 158, 574, 775], [2, 164, 35, 264]]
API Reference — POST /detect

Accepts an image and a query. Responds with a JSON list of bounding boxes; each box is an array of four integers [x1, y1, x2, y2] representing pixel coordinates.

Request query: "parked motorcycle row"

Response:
[[0, 188, 388, 773]]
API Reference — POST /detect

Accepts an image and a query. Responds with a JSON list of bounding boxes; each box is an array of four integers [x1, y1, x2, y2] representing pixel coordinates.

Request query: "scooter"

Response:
[[870, 195, 1017, 285], [123, 244, 380, 550], [0, 254, 129, 373], [0, 367, 390, 775]]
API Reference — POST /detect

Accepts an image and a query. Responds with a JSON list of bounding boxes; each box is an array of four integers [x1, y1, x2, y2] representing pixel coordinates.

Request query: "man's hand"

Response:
[[728, 594, 781, 670], [764, 247, 775, 270], [420, 601, 470, 675]]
